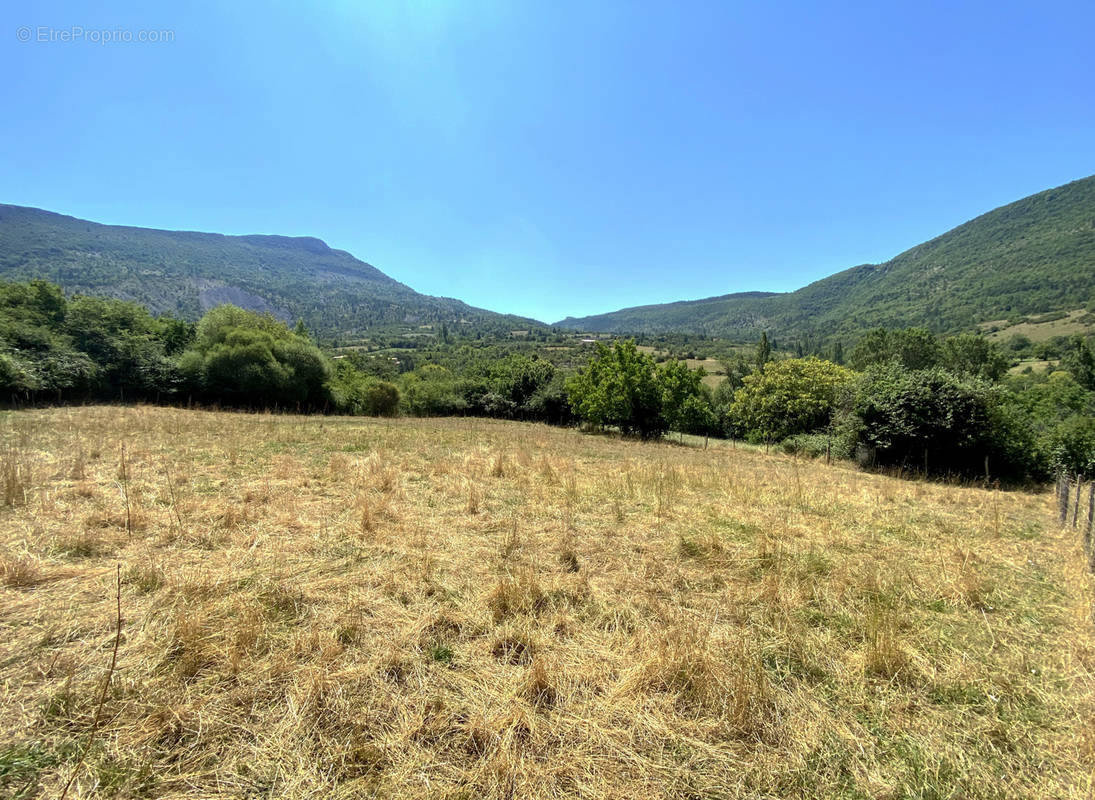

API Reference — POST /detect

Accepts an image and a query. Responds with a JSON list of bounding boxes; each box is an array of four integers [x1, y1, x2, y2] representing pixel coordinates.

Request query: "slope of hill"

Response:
[[557, 175, 1095, 341], [0, 205, 541, 340]]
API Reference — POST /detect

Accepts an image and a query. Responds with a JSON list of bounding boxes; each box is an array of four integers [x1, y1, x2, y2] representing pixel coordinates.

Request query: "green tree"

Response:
[[525, 372, 573, 425], [678, 392, 717, 438], [1046, 415, 1095, 477], [485, 354, 556, 417], [729, 357, 855, 443], [831, 340, 845, 365], [399, 365, 469, 416], [848, 364, 1034, 477], [64, 295, 184, 397], [180, 305, 331, 408], [1009, 371, 1091, 422], [848, 328, 890, 371], [1061, 335, 1095, 390], [330, 361, 402, 416], [0, 281, 97, 396], [720, 352, 752, 392], [850, 327, 941, 372], [755, 332, 771, 373], [940, 333, 1009, 381], [711, 378, 738, 437], [565, 340, 664, 437], [1005, 333, 1033, 354], [0, 281, 190, 399], [658, 359, 711, 438]]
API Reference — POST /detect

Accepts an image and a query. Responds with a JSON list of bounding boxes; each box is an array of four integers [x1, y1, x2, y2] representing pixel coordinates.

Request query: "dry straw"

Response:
[[0, 405, 1092, 799]]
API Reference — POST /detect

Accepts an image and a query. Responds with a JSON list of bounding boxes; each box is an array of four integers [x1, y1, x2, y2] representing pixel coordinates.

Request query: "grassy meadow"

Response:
[[983, 309, 1095, 344], [1, 406, 1093, 799]]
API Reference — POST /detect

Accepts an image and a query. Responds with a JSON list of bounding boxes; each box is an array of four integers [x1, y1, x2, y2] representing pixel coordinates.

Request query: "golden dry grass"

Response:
[[983, 308, 1095, 343], [0, 405, 1093, 799]]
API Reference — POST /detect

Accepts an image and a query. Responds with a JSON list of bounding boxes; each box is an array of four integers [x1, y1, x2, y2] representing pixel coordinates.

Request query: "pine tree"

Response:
[[831, 341, 844, 365], [755, 331, 771, 373]]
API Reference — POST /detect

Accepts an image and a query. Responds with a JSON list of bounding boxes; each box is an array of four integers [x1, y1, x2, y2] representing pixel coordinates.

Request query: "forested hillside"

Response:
[[5, 173, 1095, 347], [558, 175, 1095, 341], [0, 205, 541, 342]]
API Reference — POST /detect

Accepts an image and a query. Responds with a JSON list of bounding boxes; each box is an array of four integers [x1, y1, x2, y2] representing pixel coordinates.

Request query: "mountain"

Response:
[[7, 174, 1095, 346], [0, 205, 541, 341], [557, 175, 1095, 341]]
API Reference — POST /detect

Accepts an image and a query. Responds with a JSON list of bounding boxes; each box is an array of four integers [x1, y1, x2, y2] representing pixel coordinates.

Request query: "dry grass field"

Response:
[[1, 406, 1094, 799], [982, 309, 1095, 344]]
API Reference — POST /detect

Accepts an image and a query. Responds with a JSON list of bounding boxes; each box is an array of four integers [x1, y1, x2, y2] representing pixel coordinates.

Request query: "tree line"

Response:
[[0, 279, 570, 419], [565, 328, 1095, 482], [1, 279, 1092, 483]]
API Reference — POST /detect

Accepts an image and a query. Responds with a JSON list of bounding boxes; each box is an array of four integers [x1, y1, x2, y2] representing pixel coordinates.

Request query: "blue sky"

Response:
[[3, 1, 1094, 323]]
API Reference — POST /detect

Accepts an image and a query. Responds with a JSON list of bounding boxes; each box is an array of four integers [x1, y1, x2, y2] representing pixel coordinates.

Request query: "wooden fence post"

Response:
[[1086, 483, 1095, 548], [1072, 477, 1083, 529], [1058, 474, 1070, 526]]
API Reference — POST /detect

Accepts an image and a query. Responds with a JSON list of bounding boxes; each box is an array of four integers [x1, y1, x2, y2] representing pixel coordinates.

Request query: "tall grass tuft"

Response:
[[1, 447, 32, 508]]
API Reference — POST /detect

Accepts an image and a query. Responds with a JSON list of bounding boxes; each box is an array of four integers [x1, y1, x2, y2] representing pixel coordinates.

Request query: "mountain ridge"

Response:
[[4, 173, 1095, 345], [555, 174, 1095, 341], [0, 204, 541, 341]]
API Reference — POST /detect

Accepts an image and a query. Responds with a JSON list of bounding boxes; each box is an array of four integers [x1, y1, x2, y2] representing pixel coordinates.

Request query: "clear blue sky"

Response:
[[3, 1, 1094, 323]]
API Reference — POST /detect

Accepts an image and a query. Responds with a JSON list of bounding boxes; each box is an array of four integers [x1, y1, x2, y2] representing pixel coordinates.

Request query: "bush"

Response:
[[330, 362, 401, 416], [400, 366, 469, 417], [180, 305, 331, 409], [729, 358, 855, 443], [525, 373, 574, 425], [781, 431, 855, 460], [361, 381, 400, 416], [1046, 416, 1095, 477], [851, 364, 1034, 479]]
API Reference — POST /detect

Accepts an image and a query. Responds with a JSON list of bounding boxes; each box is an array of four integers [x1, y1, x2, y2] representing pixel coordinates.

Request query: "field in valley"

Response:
[[1, 406, 1094, 799]]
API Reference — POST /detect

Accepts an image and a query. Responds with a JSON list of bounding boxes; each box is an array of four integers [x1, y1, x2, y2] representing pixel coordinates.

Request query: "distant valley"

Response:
[[2, 174, 1094, 346]]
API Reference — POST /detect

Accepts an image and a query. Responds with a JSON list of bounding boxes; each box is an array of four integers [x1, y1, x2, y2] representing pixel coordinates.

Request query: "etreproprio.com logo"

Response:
[[17, 26, 175, 44]]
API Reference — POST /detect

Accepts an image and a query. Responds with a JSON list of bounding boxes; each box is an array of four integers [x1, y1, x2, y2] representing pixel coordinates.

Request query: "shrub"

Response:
[[330, 363, 400, 416], [1046, 416, 1095, 477], [179, 305, 331, 409], [851, 364, 1034, 478], [782, 431, 856, 461], [729, 358, 855, 443], [399, 366, 469, 417]]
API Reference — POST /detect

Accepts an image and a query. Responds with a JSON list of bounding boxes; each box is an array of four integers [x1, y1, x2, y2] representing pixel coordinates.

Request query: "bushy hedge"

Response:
[[0, 279, 188, 400], [1, 280, 1090, 482], [178, 306, 331, 409], [849, 364, 1039, 479]]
